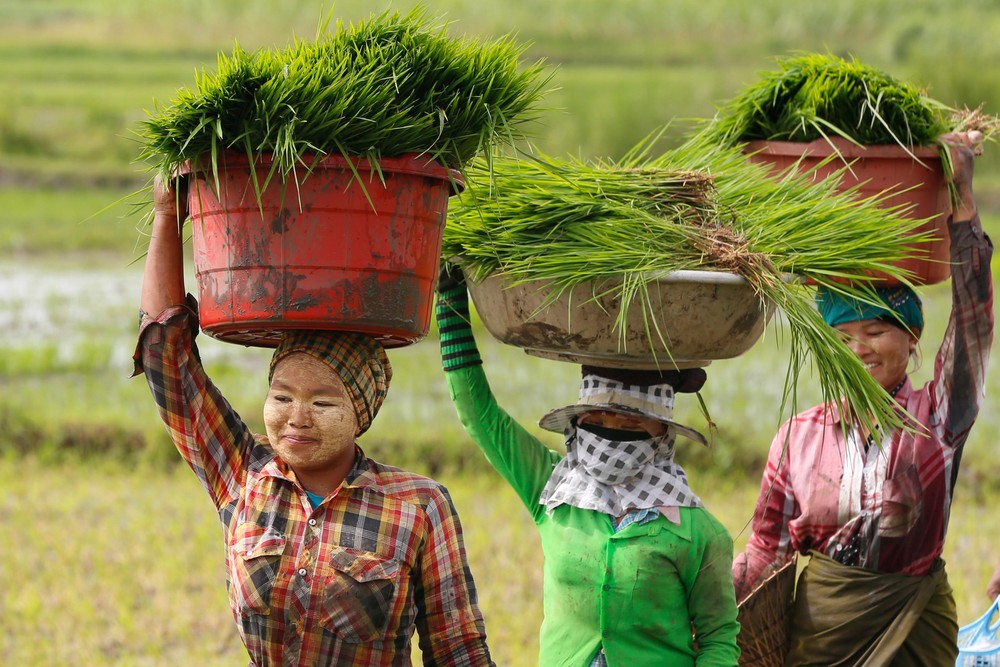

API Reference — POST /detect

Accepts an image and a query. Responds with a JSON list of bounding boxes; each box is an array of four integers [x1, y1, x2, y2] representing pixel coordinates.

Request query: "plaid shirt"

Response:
[[734, 216, 994, 599], [134, 306, 493, 667]]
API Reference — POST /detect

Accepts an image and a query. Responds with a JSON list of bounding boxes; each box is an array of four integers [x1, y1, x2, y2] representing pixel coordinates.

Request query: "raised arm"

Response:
[[436, 265, 561, 518], [932, 131, 994, 446], [141, 176, 187, 316], [134, 175, 254, 510]]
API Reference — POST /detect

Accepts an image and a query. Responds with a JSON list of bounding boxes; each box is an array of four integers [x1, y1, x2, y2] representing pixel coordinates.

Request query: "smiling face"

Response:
[[577, 409, 669, 438], [834, 318, 917, 391], [263, 353, 358, 496]]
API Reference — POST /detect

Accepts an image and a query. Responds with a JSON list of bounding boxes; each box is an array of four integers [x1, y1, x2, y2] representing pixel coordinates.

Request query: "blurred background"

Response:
[[2, 1, 999, 665]]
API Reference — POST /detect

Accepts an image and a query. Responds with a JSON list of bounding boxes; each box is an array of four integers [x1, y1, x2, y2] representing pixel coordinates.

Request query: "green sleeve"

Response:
[[444, 364, 561, 521], [685, 510, 741, 666], [436, 280, 560, 518]]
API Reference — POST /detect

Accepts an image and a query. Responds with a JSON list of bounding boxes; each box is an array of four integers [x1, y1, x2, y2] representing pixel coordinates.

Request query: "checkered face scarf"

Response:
[[269, 331, 392, 436], [538, 423, 702, 517]]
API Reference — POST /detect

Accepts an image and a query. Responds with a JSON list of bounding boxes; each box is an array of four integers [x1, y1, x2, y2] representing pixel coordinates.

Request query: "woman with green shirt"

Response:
[[436, 269, 740, 667]]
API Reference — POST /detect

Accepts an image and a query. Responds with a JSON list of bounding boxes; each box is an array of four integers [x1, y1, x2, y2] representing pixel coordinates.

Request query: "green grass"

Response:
[[3, 1, 1000, 663], [1, 457, 997, 666]]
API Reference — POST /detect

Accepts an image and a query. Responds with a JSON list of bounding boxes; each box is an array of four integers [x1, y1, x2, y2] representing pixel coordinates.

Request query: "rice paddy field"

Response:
[[4, 1, 1000, 665]]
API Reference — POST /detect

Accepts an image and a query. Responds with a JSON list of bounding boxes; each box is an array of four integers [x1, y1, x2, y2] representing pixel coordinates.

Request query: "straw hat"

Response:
[[538, 373, 707, 445]]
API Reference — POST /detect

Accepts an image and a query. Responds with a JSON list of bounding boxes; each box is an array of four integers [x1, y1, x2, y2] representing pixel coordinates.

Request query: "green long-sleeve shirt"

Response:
[[444, 364, 740, 667]]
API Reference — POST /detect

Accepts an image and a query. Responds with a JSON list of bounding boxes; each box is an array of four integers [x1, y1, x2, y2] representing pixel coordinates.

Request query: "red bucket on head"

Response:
[[180, 151, 463, 348], [744, 138, 952, 285]]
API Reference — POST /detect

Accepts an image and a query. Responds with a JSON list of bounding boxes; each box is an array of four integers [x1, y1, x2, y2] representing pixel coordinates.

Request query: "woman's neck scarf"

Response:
[[538, 423, 702, 519]]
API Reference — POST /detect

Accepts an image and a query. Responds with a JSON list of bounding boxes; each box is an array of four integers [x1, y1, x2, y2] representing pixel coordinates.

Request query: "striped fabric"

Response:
[[436, 276, 482, 372], [734, 215, 994, 601], [134, 308, 493, 667]]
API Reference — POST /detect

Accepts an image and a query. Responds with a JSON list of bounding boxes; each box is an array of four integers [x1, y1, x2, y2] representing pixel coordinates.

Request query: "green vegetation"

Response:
[[701, 51, 956, 147], [446, 134, 938, 437], [4, 1, 1000, 664], [137, 7, 551, 190]]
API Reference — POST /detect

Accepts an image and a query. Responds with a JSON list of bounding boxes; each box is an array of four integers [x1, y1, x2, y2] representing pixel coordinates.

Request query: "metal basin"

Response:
[[467, 270, 775, 369]]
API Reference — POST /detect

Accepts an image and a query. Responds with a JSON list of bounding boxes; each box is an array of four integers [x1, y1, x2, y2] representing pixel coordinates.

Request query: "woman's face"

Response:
[[264, 353, 358, 491], [833, 318, 916, 391], [577, 409, 668, 438]]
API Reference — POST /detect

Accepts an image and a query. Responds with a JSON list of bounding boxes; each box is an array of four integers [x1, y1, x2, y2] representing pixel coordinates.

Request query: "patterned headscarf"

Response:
[[268, 331, 392, 436], [816, 284, 924, 338]]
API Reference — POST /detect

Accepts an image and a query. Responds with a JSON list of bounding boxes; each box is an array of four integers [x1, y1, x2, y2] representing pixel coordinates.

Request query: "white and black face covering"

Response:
[[575, 424, 661, 485], [538, 422, 703, 518]]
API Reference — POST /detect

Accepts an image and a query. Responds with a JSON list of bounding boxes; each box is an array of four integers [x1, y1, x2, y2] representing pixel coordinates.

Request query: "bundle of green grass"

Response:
[[443, 131, 934, 436], [700, 51, 959, 147], [135, 7, 551, 184], [695, 51, 997, 190]]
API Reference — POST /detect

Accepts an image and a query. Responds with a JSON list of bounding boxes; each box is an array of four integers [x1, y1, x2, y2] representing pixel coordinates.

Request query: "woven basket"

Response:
[[737, 555, 798, 666]]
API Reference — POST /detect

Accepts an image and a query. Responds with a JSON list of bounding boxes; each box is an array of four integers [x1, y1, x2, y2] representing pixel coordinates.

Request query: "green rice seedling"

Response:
[[444, 130, 935, 437], [133, 6, 552, 204], [698, 51, 953, 148], [694, 51, 1000, 207]]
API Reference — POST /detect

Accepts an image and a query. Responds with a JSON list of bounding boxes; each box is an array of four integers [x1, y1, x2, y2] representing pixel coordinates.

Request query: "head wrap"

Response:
[[816, 284, 924, 338], [268, 331, 392, 436]]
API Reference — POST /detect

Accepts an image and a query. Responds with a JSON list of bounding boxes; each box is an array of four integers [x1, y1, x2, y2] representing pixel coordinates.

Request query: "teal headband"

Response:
[[816, 284, 924, 338]]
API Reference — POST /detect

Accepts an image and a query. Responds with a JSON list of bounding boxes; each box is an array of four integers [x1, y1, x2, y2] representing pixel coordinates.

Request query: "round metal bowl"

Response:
[[466, 270, 775, 369]]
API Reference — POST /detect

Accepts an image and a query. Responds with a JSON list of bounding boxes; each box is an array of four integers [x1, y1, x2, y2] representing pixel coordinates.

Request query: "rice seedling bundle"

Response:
[[696, 51, 998, 184], [699, 51, 953, 148], [135, 7, 551, 184], [444, 132, 935, 435]]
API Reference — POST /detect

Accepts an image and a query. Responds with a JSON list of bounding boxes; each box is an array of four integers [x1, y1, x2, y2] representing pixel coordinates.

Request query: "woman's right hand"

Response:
[[153, 174, 189, 226]]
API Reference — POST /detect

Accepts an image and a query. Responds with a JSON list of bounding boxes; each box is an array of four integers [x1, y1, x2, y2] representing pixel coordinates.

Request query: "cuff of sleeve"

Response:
[[131, 295, 199, 377], [437, 310, 482, 372]]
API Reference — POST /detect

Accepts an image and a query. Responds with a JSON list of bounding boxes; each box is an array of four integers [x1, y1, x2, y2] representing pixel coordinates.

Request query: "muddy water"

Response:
[[0, 261, 267, 371]]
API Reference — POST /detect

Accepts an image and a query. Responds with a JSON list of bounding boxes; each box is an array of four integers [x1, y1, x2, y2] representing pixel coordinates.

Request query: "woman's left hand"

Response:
[[939, 130, 983, 221]]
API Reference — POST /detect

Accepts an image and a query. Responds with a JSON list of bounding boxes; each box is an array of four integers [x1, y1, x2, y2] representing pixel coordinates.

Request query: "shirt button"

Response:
[[308, 518, 317, 526], [298, 568, 308, 577], [602, 584, 610, 591]]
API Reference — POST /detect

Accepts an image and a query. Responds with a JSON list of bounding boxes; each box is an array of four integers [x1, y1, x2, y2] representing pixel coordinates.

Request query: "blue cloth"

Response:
[[816, 284, 924, 336], [305, 489, 325, 509]]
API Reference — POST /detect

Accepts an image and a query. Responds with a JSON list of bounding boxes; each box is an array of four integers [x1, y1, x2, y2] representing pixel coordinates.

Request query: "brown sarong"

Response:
[[785, 551, 958, 666]]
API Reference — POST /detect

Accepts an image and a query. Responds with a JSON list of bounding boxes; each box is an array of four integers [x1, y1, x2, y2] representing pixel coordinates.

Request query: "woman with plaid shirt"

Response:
[[733, 132, 993, 665], [133, 178, 494, 667]]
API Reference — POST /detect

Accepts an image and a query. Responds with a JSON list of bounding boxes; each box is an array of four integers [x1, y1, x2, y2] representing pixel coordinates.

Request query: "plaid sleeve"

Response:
[[413, 485, 494, 666], [733, 422, 797, 601], [931, 214, 994, 447], [136, 305, 253, 510]]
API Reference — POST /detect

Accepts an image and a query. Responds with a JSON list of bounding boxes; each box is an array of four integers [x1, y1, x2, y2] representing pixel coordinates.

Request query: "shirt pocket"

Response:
[[228, 523, 287, 616], [320, 548, 401, 643], [879, 463, 922, 538]]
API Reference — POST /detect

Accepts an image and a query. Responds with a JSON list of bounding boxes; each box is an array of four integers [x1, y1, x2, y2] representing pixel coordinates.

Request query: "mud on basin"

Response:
[[467, 270, 775, 369]]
